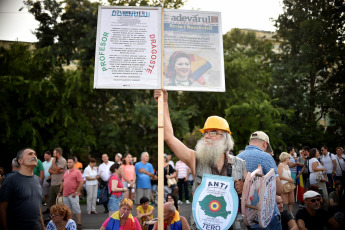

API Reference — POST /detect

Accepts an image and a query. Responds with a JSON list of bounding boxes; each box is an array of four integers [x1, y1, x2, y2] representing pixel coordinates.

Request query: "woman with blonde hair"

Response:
[[46, 204, 76, 230], [278, 152, 295, 213], [100, 198, 141, 230]]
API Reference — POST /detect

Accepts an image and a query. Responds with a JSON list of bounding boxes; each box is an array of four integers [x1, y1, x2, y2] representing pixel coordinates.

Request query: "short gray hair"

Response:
[[166, 202, 175, 212], [141, 152, 149, 159]]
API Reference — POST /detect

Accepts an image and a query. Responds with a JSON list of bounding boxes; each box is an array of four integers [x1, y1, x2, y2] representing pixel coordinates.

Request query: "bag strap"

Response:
[[337, 157, 344, 171]]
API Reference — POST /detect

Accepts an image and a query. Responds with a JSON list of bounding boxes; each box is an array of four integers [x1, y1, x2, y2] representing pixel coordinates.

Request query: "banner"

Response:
[[94, 6, 161, 89], [163, 9, 225, 92], [192, 174, 238, 230]]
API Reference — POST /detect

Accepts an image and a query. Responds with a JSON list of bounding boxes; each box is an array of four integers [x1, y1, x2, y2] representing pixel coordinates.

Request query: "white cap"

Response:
[[303, 191, 321, 201], [116, 153, 122, 159], [250, 131, 272, 153]]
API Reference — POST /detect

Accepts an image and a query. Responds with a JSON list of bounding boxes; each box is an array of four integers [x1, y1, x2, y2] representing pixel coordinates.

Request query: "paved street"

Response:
[[42, 201, 301, 229]]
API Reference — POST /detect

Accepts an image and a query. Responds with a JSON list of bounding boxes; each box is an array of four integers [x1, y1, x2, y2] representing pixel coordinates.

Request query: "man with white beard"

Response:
[[154, 90, 246, 229]]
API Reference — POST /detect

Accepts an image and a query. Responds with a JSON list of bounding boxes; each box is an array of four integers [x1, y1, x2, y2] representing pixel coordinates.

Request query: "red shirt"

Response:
[[108, 174, 123, 197], [62, 168, 83, 196]]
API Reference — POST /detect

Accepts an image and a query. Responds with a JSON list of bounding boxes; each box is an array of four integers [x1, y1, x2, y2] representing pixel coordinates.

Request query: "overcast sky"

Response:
[[0, 0, 283, 42]]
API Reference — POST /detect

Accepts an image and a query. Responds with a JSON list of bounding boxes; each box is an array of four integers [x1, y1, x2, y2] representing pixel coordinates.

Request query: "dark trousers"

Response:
[[177, 178, 189, 201], [100, 180, 109, 211], [326, 173, 334, 193]]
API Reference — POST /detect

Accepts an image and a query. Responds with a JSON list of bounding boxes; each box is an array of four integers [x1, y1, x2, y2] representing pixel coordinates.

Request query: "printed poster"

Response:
[[258, 168, 276, 228], [94, 6, 161, 89], [192, 174, 238, 230], [163, 9, 225, 92]]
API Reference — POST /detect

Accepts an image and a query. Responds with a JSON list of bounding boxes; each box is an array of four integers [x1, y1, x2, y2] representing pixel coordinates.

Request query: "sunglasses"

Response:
[[50, 214, 60, 218], [309, 198, 321, 203]]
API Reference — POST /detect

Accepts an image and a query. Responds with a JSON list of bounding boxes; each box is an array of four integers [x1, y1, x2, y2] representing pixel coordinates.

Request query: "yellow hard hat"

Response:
[[200, 116, 231, 134]]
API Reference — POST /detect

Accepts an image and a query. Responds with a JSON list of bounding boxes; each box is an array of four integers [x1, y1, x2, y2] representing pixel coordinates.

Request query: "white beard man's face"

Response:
[[195, 137, 228, 168]]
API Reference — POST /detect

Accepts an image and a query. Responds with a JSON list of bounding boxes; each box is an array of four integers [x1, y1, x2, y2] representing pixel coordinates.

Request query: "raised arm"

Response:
[[154, 90, 196, 175]]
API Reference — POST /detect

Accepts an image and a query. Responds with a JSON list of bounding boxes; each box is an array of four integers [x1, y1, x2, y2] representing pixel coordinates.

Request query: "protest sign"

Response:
[[192, 174, 238, 230], [258, 168, 276, 228], [163, 9, 225, 92], [94, 6, 161, 89], [242, 165, 263, 226]]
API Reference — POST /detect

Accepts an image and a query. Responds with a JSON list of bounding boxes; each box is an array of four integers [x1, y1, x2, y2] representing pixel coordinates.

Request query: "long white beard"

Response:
[[195, 138, 228, 168]]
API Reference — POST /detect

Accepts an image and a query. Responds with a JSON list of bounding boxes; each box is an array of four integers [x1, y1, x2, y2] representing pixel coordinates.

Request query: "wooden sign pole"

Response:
[[157, 1, 165, 230]]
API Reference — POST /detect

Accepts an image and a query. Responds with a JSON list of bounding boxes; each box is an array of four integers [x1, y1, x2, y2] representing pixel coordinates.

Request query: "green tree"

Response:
[[272, 0, 345, 148]]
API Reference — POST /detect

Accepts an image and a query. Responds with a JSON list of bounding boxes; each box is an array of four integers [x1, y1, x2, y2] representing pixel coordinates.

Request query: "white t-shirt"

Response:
[[309, 158, 325, 185], [319, 152, 336, 174], [98, 161, 114, 181], [335, 155, 345, 176], [84, 165, 98, 186]]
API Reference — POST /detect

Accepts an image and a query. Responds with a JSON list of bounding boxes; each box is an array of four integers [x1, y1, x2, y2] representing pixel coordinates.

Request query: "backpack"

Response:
[[98, 186, 110, 204]]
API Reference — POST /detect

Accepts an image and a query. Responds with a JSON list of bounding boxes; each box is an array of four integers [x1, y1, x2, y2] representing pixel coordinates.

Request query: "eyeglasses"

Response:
[[202, 131, 223, 137], [309, 198, 321, 203], [50, 214, 60, 218]]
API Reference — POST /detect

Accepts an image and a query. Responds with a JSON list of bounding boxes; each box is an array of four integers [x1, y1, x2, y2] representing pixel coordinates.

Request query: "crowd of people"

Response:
[[0, 89, 344, 230]]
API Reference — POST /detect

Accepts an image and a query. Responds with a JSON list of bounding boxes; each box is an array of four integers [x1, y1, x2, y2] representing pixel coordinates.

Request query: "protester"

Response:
[[0, 167, 5, 187], [334, 147, 345, 183], [309, 148, 329, 207], [153, 202, 190, 230], [121, 153, 136, 200], [296, 190, 334, 230], [98, 153, 114, 213], [1, 158, 20, 186], [166, 193, 180, 212], [43, 151, 53, 206], [33, 158, 45, 184], [108, 163, 128, 216], [73, 156, 83, 170], [276, 195, 298, 230], [136, 196, 154, 230], [115, 153, 122, 165], [59, 156, 83, 229], [164, 154, 177, 195], [154, 90, 246, 229], [237, 131, 283, 230], [0, 148, 45, 230], [278, 152, 295, 213], [47, 147, 67, 214], [100, 198, 141, 230], [167, 153, 175, 169], [287, 147, 302, 183], [175, 159, 191, 204], [46, 204, 77, 230], [320, 145, 337, 192], [135, 152, 155, 206], [300, 146, 311, 189], [329, 182, 342, 215], [84, 157, 99, 214]]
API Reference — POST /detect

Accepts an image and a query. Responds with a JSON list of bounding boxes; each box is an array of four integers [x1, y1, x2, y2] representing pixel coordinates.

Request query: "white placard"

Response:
[[94, 6, 161, 89]]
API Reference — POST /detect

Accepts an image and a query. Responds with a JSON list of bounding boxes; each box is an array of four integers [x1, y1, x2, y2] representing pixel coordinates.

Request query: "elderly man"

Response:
[[0, 148, 45, 230], [135, 152, 155, 205], [296, 190, 334, 230], [153, 202, 190, 230], [154, 90, 246, 229], [237, 131, 283, 230]]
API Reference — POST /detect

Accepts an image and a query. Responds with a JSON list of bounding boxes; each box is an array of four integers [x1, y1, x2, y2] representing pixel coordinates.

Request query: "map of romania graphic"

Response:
[[199, 195, 231, 219]]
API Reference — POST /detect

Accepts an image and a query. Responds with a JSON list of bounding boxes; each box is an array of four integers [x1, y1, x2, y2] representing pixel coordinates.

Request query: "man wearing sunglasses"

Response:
[[296, 190, 334, 230], [154, 90, 246, 229]]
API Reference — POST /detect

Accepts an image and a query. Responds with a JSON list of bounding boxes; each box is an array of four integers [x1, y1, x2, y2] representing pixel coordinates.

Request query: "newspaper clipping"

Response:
[[163, 9, 225, 92], [94, 6, 161, 89]]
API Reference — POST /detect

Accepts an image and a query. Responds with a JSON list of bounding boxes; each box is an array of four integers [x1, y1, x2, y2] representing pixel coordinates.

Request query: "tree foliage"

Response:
[[272, 0, 345, 147]]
